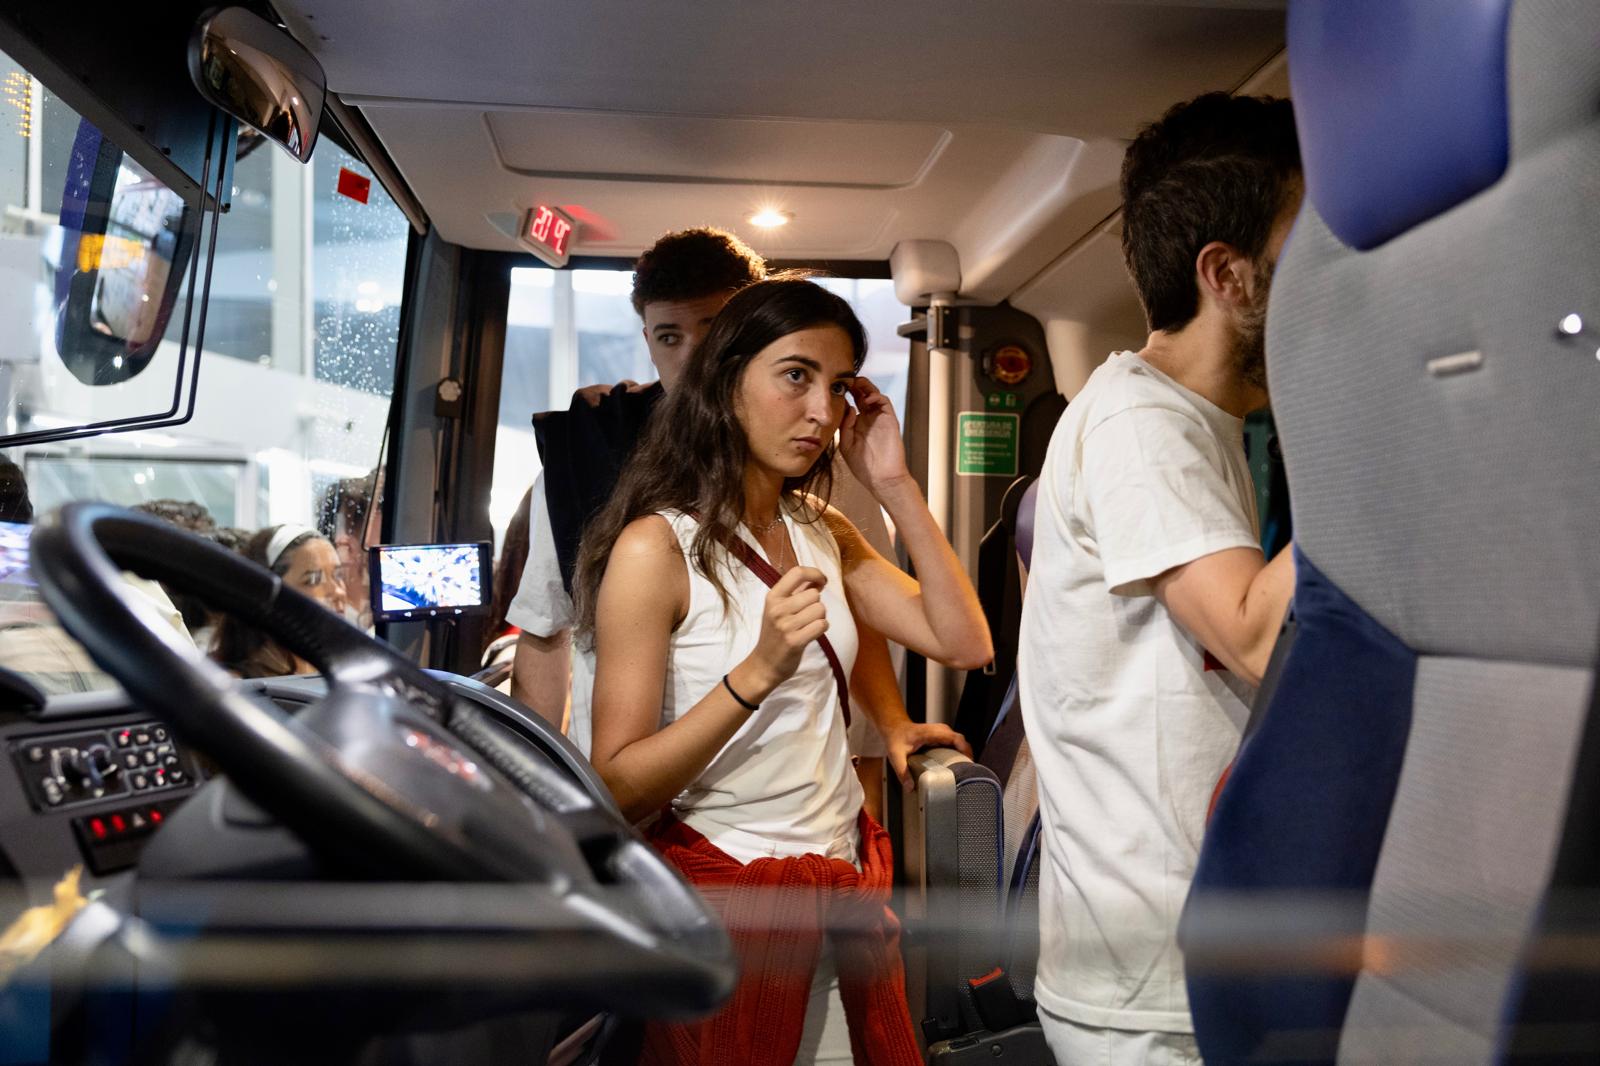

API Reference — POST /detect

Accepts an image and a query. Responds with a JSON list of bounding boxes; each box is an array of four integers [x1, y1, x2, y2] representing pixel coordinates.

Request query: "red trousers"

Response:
[[640, 810, 922, 1066]]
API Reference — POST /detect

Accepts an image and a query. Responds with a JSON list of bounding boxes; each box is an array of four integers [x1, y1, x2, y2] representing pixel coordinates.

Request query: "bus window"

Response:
[[812, 276, 909, 421], [491, 266, 908, 549]]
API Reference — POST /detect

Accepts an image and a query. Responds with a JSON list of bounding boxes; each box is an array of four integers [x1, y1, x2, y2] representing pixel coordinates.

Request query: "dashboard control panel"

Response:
[[10, 721, 200, 811]]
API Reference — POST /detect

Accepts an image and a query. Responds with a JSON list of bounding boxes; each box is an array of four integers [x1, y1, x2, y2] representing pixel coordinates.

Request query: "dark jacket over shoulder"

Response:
[[532, 381, 664, 594]]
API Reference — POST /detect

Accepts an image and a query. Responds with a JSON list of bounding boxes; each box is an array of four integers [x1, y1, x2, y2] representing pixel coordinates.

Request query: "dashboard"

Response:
[[0, 692, 209, 894], [8, 713, 205, 877], [0, 671, 728, 1066], [0, 672, 614, 899]]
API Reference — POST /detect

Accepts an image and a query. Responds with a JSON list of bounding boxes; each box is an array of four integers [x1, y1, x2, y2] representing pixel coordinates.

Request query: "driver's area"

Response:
[[2, 505, 733, 1065], [0, 5, 736, 1064]]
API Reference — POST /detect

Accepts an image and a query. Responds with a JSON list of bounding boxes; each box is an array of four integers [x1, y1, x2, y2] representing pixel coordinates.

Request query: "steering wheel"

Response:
[[29, 502, 733, 1013]]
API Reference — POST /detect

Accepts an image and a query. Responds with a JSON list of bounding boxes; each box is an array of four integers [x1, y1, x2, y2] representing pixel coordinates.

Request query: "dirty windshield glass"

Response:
[[0, 46, 410, 693]]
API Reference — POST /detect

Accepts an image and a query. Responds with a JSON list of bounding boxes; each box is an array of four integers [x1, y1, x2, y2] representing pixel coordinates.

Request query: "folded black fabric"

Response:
[[532, 381, 664, 595]]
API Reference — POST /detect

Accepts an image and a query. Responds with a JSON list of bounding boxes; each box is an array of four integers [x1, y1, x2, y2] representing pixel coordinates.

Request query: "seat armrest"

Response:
[[927, 1022, 1054, 1064]]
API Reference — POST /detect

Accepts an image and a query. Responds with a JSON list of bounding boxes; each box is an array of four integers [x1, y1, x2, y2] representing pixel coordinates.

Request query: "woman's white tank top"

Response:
[[659, 506, 863, 865]]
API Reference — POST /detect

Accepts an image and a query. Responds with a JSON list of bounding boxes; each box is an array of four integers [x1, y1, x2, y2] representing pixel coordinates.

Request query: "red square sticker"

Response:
[[336, 167, 371, 204]]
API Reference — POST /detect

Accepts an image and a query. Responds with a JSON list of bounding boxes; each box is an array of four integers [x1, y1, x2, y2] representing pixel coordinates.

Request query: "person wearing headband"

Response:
[[211, 523, 348, 677]]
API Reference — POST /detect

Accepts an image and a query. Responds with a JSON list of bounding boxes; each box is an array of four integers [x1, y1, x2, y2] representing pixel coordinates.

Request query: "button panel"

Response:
[[10, 721, 200, 812], [72, 798, 181, 875]]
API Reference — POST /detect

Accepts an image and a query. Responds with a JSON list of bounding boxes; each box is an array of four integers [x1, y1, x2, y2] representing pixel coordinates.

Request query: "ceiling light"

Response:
[[748, 208, 791, 229]]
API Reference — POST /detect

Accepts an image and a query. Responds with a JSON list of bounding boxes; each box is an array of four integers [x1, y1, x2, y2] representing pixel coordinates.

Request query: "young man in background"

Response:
[[1018, 93, 1301, 1065]]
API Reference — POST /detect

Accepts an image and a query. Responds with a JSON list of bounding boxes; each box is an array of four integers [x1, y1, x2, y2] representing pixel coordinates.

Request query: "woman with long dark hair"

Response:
[[574, 277, 991, 1065]]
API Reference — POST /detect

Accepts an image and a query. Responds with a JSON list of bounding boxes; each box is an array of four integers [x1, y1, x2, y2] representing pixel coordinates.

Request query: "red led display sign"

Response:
[[521, 204, 577, 267]]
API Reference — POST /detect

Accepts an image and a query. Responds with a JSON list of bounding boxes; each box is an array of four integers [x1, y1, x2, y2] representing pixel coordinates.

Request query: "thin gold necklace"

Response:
[[745, 508, 786, 570], [747, 511, 783, 537]]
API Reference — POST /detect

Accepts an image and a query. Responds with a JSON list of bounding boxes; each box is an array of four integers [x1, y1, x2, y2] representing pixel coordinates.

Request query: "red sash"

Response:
[[691, 514, 852, 727], [640, 810, 920, 1066]]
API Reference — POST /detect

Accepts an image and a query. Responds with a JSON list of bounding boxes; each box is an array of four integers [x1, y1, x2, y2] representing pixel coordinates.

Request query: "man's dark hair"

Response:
[[1120, 92, 1301, 334], [630, 227, 766, 317]]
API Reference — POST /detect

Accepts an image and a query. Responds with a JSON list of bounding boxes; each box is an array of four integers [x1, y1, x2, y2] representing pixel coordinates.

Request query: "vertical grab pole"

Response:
[[924, 294, 957, 726]]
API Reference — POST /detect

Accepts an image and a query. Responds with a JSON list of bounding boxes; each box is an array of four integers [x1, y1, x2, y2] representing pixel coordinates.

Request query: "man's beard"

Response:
[[1230, 258, 1274, 394]]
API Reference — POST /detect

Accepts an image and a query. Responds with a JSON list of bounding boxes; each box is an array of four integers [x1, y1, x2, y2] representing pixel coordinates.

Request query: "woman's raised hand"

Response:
[[838, 377, 911, 499], [741, 565, 830, 696]]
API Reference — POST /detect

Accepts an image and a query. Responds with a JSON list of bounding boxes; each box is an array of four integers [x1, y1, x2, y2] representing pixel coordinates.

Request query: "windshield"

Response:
[[0, 46, 410, 693]]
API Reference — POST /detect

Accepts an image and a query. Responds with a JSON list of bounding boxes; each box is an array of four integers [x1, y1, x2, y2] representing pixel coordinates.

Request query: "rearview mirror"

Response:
[[188, 6, 326, 163], [53, 120, 198, 386]]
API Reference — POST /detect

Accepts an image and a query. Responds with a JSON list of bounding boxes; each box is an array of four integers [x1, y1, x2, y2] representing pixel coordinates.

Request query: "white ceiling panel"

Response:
[[286, 1, 1282, 138], [278, 0, 1285, 296], [482, 110, 951, 187], [357, 98, 1101, 261]]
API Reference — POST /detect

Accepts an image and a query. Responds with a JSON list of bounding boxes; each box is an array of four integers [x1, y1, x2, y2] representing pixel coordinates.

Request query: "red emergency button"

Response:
[[989, 344, 1032, 386]]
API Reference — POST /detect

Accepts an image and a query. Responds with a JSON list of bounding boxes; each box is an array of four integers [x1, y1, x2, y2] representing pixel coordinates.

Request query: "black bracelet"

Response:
[[722, 673, 760, 712]]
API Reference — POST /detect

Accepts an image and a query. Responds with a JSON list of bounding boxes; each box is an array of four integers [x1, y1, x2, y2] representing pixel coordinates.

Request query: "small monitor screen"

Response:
[[369, 542, 491, 622], [0, 521, 32, 587]]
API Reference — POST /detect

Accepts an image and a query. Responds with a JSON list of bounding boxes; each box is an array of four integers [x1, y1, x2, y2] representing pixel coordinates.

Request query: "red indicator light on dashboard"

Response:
[[89, 818, 106, 840], [110, 814, 126, 834], [149, 809, 162, 824]]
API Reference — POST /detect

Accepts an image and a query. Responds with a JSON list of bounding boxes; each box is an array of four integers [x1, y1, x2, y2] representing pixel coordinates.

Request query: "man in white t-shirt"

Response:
[[1017, 93, 1301, 1065]]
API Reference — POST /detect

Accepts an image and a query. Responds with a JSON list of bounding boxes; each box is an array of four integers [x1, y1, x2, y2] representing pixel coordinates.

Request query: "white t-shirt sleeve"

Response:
[[505, 472, 574, 636], [1080, 406, 1261, 597]]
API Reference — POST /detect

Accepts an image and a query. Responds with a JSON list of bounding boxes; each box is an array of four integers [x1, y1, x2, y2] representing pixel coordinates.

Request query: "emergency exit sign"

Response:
[[956, 412, 1019, 477]]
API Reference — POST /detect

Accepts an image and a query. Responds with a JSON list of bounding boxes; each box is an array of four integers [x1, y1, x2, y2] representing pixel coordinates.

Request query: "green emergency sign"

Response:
[[956, 412, 1019, 477]]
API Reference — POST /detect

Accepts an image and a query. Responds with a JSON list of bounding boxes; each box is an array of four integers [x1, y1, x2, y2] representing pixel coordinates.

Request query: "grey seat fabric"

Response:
[[999, 738, 1036, 892], [981, 677, 1040, 891], [902, 748, 1005, 1042], [1004, 813, 1042, 1007], [1335, 660, 1592, 1064], [1262, 2, 1600, 1060]]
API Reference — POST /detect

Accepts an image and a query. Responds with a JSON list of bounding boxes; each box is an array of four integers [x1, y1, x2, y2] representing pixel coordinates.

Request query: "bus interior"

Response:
[[1, 1, 1597, 1064]]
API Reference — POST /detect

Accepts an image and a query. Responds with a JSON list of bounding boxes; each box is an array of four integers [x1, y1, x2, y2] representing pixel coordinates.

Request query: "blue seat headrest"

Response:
[[1017, 480, 1039, 571], [1288, 0, 1513, 250]]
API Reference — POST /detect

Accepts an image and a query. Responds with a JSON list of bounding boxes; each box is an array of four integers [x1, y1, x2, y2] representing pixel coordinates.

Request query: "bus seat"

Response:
[[1184, 2, 1600, 1063], [901, 747, 1005, 1046], [1002, 813, 1044, 1014], [472, 632, 518, 692], [1014, 479, 1038, 576], [983, 678, 1037, 891], [990, 480, 1041, 890], [915, 729, 1049, 1062], [953, 477, 1037, 756], [918, 479, 1053, 1063]]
